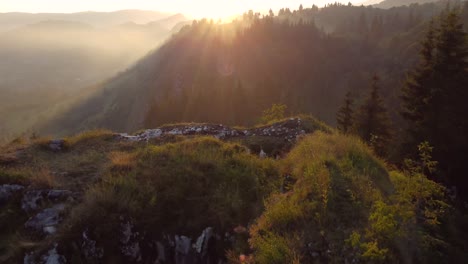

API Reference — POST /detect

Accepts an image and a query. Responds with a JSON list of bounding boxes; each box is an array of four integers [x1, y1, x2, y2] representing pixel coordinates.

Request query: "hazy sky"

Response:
[[1, 0, 359, 19]]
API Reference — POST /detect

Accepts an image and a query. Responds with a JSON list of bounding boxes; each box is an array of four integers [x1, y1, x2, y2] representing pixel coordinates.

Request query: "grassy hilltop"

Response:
[[0, 117, 467, 263]]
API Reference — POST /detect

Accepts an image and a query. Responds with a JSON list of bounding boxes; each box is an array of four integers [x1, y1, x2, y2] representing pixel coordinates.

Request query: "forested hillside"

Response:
[[47, 1, 467, 135], [41, 0, 468, 203], [2, 1, 468, 263]]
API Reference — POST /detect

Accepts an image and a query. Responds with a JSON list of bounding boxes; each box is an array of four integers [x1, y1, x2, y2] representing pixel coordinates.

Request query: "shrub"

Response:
[[249, 132, 454, 263], [260, 104, 287, 124]]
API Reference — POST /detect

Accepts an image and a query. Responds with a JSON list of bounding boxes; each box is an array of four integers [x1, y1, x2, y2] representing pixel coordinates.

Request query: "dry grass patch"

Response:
[[32, 136, 53, 149], [30, 167, 56, 188], [63, 129, 114, 149], [109, 151, 137, 171]]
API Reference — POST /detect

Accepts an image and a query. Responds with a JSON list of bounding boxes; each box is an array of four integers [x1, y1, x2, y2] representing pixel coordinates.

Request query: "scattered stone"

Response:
[[175, 235, 191, 255], [22, 190, 45, 212], [81, 229, 104, 260], [0, 184, 24, 204], [22, 189, 73, 213], [24, 243, 66, 264], [49, 140, 65, 151], [155, 241, 166, 263], [25, 204, 66, 235], [42, 244, 67, 264], [47, 190, 73, 202], [259, 149, 267, 158], [194, 227, 213, 257], [120, 219, 142, 262], [23, 252, 35, 264], [117, 118, 309, 143]]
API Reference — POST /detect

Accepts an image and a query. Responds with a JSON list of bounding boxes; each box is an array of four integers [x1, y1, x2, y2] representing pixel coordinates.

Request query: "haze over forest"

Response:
[[1, 0, 468, 263]]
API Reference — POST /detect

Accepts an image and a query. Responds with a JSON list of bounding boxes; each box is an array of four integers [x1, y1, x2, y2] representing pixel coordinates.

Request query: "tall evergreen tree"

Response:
[[336, 91, 354, 134], [356, 74, 391, 156], [400, 19, 436, 148], [401, 10, 468, 188]]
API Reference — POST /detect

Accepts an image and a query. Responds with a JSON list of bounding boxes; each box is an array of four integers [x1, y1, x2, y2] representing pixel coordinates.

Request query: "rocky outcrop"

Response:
[[0, 184, 24, 205], [120, 218, 142, 262], [21, 189, 74, 236], [48, 140, 65, 151], [24, 243, 66, 264], [22, 189, 73, 213], [117, 118, 307, 143], [81, 229, 104, 261], [24, 203, 66, 235], [3, 184, 232, 263]]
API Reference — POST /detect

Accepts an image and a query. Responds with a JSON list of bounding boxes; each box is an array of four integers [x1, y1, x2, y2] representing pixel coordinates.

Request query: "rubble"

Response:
[[117, 118, 307, 143]]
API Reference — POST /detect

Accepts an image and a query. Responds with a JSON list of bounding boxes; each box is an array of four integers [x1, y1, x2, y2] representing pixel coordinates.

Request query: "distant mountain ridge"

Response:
[[0, 10, 176, 32], [359, 0, 456, 8], [374, 0, 445, 8]]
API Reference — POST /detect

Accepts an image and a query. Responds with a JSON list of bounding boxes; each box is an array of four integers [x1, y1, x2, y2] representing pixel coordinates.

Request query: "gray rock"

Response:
[[81, 229, 104, 260], [175, 235, 191, 255], [22, 190, 73, 213], [0, 184, 24, 204], [22, 190, 45, 212], [156, 241, 166, 263], [42, 243, 66, 264], [25, 204, 66, 235], [195, 227, 213, 258], [47, 190, 73, 202], [23, 252, 35, 264], [24, 243, 66, 264], [259, 149, 267, 159], [49, 140, 65, 151], [120, 219, 142, 262]]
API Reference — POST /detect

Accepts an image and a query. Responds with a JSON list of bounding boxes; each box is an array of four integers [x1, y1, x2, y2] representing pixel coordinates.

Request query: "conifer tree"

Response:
[[355, 74, 391, 156], [336, 91, 354, 134], [400, 10, 468, 188], [400, 19, 436, 147]]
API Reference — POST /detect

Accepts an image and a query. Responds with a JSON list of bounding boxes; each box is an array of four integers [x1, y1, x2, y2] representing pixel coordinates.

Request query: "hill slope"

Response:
[[0, 10, 171, 32], [1, 118, 466, 263], [0, 12, 188, 143], [42, 1, 465, 137]]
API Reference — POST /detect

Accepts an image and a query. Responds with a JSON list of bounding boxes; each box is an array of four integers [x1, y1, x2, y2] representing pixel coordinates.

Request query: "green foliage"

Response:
[[261, 104, 288, 124], [404, 141, 438, 176], [250, 231, 298, 264], [400, 9, 468, 191], [250, 132, 390, 263], [250, 132, 460, 263]]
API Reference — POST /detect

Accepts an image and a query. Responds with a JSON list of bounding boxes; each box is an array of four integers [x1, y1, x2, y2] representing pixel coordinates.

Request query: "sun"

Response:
[[184, 1, 248, 20]]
